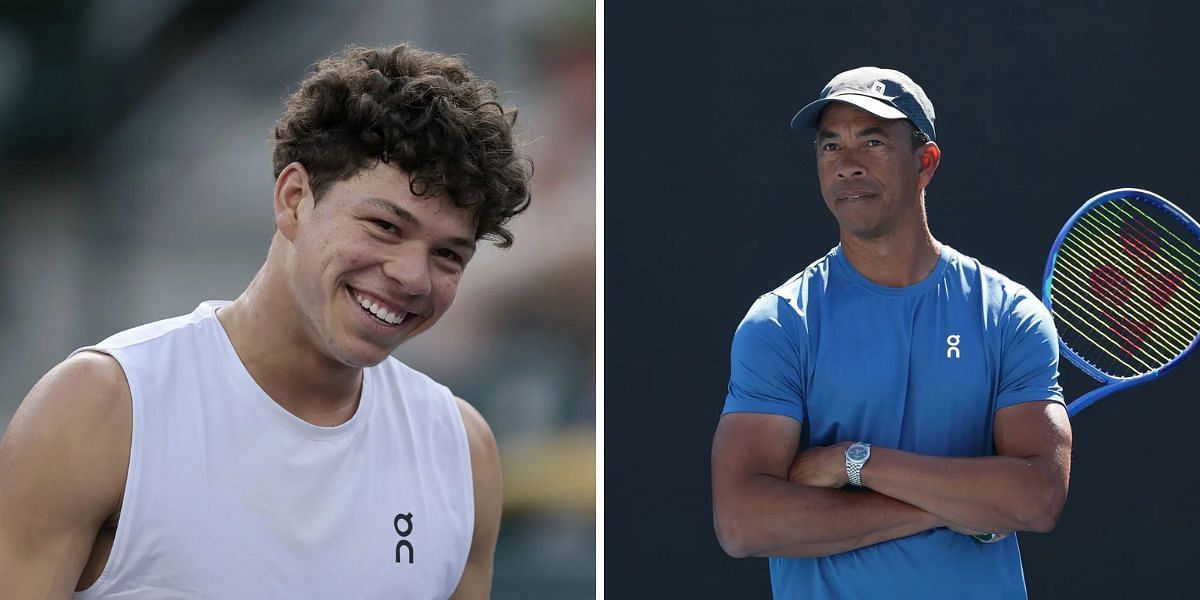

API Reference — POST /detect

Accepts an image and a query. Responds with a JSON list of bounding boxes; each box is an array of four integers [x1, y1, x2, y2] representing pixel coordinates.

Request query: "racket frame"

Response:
[[1041, 188, 1200, 416]]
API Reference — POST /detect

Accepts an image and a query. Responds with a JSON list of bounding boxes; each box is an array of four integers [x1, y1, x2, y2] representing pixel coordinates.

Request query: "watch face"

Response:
[[848, 445, 869, 461]]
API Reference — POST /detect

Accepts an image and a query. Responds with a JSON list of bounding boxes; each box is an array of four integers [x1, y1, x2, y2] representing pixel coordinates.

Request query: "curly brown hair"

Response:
[[272, 43, 532, 247]]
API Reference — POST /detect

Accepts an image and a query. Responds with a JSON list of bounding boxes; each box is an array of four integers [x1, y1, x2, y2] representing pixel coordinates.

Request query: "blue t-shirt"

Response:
[[723, 244, 1063, 600]]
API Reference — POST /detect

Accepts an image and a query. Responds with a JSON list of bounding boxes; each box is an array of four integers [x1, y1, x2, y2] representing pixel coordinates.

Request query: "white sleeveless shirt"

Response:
[[72, 301, 474, 599]]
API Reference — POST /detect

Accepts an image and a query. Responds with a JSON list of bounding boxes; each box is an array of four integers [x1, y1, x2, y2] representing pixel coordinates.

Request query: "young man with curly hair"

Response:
[[0, 43, 531, 599]]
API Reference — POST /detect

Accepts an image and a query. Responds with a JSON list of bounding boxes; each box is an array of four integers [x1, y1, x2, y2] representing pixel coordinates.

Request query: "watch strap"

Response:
[[845, 442, 870, 487], [847, 460, 864, 486]]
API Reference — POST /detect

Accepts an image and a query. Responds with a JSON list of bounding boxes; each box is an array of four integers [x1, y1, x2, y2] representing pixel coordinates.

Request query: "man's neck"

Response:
[[839, 226, 942, 289], [216, 254, 363, 427]]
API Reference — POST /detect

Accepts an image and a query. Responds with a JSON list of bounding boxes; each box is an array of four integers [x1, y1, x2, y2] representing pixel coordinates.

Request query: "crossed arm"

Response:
[[711, 400, 1072, 558]]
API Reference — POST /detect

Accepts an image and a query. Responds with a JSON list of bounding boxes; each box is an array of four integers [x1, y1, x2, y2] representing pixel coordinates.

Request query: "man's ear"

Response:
[[917, 142, 941, 187], [274, 162, 312, 241]]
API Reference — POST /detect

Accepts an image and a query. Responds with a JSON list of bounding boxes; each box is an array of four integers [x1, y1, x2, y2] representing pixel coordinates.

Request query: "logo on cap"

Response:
[[871, 81, 886, 95]]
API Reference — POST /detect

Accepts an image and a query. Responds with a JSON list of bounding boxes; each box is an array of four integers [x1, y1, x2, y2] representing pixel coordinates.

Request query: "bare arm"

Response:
[[711, 412, 944, 559], [0, 352, 131, 598], [865, 401, 1071, 533], [791, 401, 1072, 534], [449, 398, 502, 600]]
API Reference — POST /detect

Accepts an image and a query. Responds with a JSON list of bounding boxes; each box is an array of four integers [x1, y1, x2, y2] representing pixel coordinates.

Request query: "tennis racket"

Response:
[[1042, 188, 1200, 417], [971, 188, 1200, 545]]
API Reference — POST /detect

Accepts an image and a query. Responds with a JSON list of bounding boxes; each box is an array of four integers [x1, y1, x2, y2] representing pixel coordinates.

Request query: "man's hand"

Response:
[[946, 522, 1011, 544], [787, 442, 852, 488]]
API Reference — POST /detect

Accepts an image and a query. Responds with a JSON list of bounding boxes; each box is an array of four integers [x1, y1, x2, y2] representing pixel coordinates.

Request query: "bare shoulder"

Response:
[[2, 351, 131, 515], [8, 350, 132, 447], [29, 350, 129, 402], [449, 397, 502, 600], [454, 397, 501, 486], [0, 351, 132, 593]]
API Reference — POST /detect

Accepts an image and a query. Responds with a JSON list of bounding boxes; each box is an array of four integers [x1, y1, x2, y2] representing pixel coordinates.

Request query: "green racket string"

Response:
[[1056, 245, 1198, 352], [1049, 196, 1200, 379]]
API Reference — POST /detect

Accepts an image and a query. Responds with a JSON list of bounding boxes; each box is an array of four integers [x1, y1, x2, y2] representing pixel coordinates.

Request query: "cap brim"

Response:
[[789, 94, 908, 129]]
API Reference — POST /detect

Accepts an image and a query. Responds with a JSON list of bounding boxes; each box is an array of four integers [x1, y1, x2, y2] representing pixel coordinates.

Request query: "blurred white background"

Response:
[[0, 0, 595, 596]]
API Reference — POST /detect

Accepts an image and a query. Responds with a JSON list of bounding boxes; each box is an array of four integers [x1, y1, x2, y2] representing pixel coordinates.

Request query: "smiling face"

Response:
[[278, 161, 477, 368], [815, 103, 938, 240]]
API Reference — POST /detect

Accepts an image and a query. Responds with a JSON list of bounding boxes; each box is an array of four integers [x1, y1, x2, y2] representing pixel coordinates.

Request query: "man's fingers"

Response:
[[972, 532, 1010, 543], [946, 522, 1011, 544]]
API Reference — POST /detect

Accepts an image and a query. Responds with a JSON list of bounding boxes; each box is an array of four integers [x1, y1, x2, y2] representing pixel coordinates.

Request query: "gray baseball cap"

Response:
[[790, 66, 937, 141]]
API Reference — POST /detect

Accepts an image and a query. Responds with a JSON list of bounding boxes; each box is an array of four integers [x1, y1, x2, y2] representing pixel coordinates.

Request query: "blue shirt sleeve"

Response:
[[996, 289, 1065, 410], [723, 293, 806, 422]]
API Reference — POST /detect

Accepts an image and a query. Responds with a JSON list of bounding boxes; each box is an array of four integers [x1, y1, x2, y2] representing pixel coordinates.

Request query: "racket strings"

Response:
[[1092, 203, 1200, 295], [1058, 233, 1200, 341], [1070, 202, 1200, 313], [1049, 299, 1151, 375], [1051, 197, 1200, 378], [1055, 246, 1198, 347], [1059, 248, 1198, 353], [1077, 207, 1200, 332], [1060, 207, 1200, 357], [1119, 202, 1200, 272], [1050, 287, 1168, 371], [1057, 235, 1198, 356]]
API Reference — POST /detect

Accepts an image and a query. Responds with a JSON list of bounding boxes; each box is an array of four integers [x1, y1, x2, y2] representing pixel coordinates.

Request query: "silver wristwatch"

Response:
[[845, 442, 871, 487]]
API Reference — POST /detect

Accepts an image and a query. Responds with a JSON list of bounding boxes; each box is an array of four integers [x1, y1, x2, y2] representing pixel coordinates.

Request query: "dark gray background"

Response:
[[606, 1, 1200, 597]]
